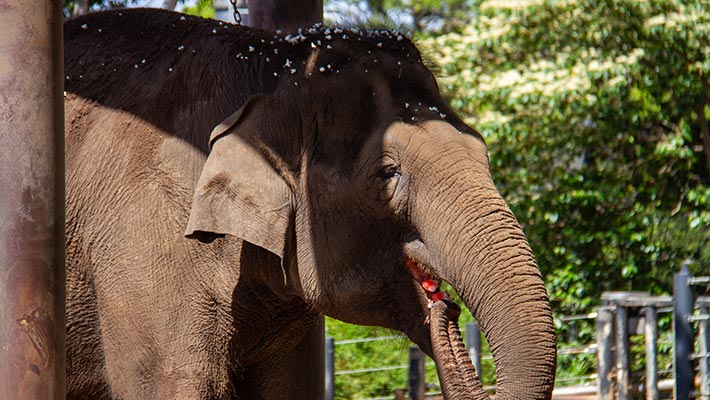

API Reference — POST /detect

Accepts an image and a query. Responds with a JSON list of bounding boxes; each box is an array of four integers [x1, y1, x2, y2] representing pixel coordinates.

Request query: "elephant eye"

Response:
[[377, 165, 401, 181], [373, 164, 403, 205]]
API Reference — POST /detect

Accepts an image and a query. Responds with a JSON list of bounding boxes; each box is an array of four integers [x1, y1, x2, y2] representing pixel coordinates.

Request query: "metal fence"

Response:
[[596, 262, 710, 400], [324, 324, 490, 400], [323, 262, 710, 400]]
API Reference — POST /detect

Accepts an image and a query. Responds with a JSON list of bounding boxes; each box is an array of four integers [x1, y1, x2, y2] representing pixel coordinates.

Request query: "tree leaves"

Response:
[[62, 0, 138, 18], [419, 0, 710, 318]]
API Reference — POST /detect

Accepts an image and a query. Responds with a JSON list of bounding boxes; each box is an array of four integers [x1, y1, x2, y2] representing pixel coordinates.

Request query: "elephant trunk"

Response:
[[409, 139, 557, 399], [429, 299, 488, 399]]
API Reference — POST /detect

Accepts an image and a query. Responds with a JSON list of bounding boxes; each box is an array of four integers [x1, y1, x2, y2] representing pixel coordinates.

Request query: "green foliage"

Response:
[[182, 0, 215, 19], [62, 0, 136, 17], [389, 0, 710, 393], [329, 0, 477, 32], [419, 0, 710, 321], [62, 0, 190, 17], [327, 318, 412, 398]]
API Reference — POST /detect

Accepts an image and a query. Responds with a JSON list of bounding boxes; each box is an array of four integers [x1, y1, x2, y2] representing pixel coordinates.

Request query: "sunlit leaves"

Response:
[[419, 0, 710, 321]]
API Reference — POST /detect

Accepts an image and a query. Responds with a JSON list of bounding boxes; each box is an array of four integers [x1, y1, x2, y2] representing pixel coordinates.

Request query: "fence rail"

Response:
[[324, 262, 710, 400]]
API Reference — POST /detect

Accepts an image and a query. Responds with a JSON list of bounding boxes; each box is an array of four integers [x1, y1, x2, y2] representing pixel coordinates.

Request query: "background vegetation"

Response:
[[426, 0, 710, 317], [61, 0, 710, 397], [332, 0, 710, 396]]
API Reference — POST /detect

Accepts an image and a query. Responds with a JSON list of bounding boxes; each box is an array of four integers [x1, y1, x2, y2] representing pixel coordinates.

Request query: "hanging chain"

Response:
[[229, 0, 242, 25]]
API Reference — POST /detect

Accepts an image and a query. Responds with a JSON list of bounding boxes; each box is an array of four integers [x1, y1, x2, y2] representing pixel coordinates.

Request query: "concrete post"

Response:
[[0, 0, 66, 399]]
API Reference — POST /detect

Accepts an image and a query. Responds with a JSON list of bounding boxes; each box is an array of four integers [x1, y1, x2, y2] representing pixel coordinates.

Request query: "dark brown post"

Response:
[[0, 1, 65, 399], [245, 3, 325, 397], [307, 315, 326, 399], [248, 0, 323, 32], [408, 346, 426, 400]]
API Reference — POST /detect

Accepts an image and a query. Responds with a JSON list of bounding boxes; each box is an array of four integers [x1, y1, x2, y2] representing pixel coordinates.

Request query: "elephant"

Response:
[[63, 8, 556, 400]]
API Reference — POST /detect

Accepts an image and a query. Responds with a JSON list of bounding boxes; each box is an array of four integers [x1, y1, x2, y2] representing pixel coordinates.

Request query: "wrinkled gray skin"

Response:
[[64, 9, 556, 400]]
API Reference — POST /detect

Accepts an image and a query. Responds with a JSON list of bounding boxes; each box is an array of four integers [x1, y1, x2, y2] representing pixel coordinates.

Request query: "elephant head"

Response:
[[185, 30, 556, 399]]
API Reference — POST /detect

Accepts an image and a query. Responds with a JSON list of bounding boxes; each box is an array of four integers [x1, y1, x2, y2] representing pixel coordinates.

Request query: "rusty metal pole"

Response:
[[0, 1, 65, 399], [248, 0, 323, 32]]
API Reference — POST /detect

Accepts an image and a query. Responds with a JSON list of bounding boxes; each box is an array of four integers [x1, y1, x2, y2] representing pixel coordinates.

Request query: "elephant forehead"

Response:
[[385, 121, 485, 149]]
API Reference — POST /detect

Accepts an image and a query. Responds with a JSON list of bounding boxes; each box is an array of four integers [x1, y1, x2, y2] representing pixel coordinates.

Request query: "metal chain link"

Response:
[[229, 0, 242, 25]]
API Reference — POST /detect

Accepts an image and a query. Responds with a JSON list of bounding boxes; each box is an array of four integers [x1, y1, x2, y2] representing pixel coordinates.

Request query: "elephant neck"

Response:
[[228, 241, 315, 359], [228, 241, 322, 395]]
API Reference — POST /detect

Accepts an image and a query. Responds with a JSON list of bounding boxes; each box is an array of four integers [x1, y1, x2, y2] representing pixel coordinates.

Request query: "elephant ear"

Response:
[[185, 95, 297, 259]]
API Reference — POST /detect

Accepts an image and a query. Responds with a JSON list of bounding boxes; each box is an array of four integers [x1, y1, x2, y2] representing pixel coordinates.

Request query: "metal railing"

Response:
[[674, 261, 710, 399]]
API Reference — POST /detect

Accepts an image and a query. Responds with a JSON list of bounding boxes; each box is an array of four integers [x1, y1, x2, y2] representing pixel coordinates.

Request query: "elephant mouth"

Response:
[[403, 241, 488, 398], [406, 258, 452, 319]]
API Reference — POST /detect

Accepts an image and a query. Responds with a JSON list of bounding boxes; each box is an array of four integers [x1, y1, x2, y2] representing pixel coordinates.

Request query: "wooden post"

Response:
[[243, 3, 326, 398], [248, 0, 323, 32], [644, 306, 659, 400], [408, 346, 426, 400], [0, 0, 66, 399], [615, 305, 631, 400], [596, 306, 615, 400]]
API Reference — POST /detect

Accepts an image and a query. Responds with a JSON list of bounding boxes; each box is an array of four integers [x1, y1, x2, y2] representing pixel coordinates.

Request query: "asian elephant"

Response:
[[64, 8, 556, 400]]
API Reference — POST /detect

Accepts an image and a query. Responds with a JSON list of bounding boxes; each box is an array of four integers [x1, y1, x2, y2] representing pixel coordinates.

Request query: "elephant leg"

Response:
[[66, 257, 112, 400], [91, 255, 238, 400], [232, 313, 325, 400], [97, 308, 223, 400]]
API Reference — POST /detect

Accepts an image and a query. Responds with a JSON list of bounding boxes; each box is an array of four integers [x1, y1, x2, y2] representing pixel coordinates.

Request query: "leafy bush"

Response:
[[420, 0, 710, 318]]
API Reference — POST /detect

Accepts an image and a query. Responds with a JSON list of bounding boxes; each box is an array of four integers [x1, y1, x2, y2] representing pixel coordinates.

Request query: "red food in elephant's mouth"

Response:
[[406, 258, 452, 313]]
